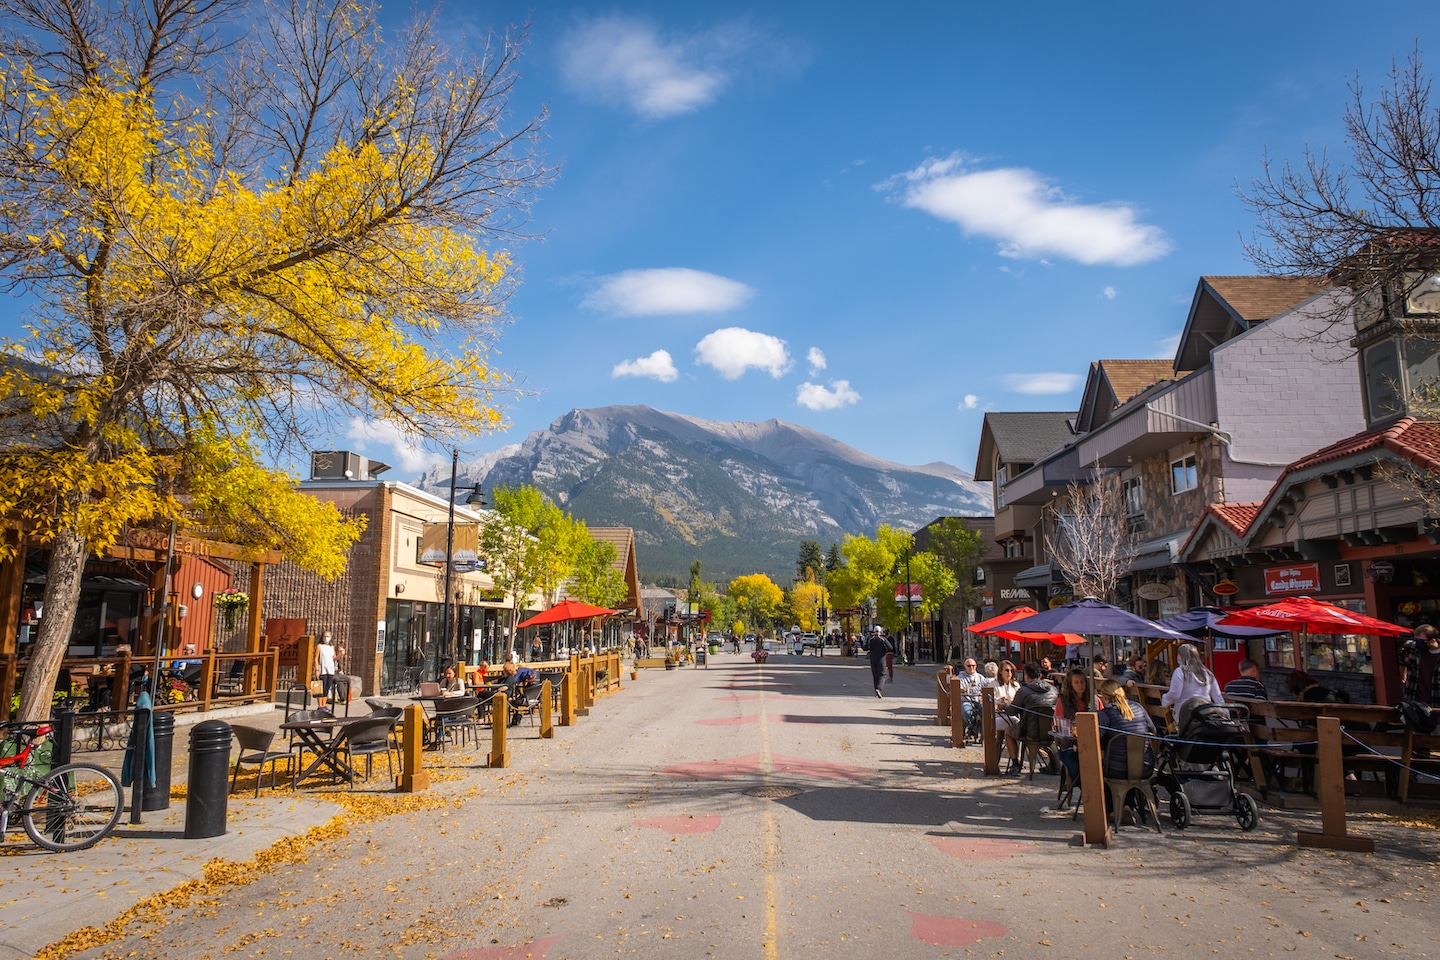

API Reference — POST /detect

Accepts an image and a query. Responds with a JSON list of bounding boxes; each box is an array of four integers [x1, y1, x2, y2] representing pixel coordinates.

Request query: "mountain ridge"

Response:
[[415, 405, 991, 582]]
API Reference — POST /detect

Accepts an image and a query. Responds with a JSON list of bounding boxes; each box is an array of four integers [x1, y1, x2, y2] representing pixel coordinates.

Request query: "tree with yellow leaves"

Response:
[[0, 0, 547, 719], [728, 573, 784, 637]]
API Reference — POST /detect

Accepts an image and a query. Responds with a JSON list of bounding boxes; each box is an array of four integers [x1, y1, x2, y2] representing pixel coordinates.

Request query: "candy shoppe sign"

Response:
[[1263, 563, 1321, 596]]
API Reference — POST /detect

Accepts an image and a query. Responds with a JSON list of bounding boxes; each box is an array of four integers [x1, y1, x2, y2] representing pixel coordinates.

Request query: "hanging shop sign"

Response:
[[1135, 582, 1173, 601], [1212, 579, 1240, 597]]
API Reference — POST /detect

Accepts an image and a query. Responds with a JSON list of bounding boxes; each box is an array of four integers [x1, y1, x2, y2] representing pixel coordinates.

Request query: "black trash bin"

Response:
[[185, 720, 232, 839], [142, 712, 175, 812]]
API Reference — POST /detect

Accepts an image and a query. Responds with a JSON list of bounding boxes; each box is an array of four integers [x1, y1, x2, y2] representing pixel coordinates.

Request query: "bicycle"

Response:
[[0, 722, 123, 852]]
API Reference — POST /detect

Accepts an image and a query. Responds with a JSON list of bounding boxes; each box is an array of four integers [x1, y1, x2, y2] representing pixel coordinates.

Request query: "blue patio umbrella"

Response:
[[1004, 598, 1194, 641], [1155, 607, 1285, 639], [1005, 598, 1195, 697]]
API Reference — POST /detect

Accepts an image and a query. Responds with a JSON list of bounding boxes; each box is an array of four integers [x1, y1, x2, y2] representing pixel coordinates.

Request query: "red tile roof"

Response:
[[1179, 502, 1260, 558], [1210, 503, 1261, 538], [1286, 417, 1440, 474]]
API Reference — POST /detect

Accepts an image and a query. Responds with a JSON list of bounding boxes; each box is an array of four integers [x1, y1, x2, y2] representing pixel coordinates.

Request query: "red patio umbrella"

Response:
[[1215, 596, 1410, 637], [515, 599, 621, 629], [968, 606, 1085, 651]]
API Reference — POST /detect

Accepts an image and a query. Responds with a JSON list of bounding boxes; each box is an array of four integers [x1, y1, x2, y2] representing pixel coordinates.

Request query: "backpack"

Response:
[[1397, 699, 1438, 735]]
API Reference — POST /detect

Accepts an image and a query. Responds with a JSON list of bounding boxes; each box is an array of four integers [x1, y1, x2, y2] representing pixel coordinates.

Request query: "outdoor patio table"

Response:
[[280, 717, 355, 787]]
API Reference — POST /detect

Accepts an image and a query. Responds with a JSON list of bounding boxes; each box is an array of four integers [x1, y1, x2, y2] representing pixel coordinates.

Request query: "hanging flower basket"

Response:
[[214, 589, 249, 631]]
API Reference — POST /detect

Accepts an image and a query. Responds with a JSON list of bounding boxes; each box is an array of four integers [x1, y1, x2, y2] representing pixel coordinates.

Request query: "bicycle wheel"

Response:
[[21, 762, 123, 852]]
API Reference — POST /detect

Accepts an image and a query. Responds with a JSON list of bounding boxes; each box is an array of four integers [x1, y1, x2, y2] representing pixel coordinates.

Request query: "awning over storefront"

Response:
[[1014, 562, 1061, 588], [1128, 536, 1181, 572]]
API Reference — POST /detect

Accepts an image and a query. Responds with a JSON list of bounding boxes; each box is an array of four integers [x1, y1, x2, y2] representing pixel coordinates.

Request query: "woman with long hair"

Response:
[[992, 661, 1021, 766], [1160, 643, 1223, 708], [1097, 679, 1157, 779], [1054, 667, 1094, 782]]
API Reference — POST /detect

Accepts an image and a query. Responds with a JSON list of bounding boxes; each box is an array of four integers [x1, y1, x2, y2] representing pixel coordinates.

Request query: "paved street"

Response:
[[27, 653, 1440, 959]]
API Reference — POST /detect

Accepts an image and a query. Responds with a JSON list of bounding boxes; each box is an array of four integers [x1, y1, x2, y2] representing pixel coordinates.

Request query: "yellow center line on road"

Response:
[[756, 666, 780, 960]]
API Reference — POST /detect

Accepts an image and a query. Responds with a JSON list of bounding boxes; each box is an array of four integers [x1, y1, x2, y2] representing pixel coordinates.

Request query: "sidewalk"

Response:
[[0, 705, 338, 960]]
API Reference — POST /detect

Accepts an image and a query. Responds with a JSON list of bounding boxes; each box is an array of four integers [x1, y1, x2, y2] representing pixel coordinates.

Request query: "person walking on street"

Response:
[[313, 631, 339, 712], [868, 627, 891, 698], [885, 631, 897, 681]]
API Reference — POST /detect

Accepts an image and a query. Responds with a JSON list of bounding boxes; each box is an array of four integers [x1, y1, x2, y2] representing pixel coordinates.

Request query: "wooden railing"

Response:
[[1, 649, 279, 721]]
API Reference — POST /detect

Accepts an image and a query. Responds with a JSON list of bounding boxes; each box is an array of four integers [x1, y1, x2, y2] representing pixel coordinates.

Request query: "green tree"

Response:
[[0, 0, 545, 720], [795, 540, 825, 584], [479, 485, 550, 652], [824, 543, 843, 573], [570, 536, 627, 609], [926, 517, 989, 622]]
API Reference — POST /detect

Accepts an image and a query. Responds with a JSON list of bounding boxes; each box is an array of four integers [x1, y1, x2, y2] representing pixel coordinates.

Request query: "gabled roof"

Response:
[[974, 411, 1075, 480], [1174, 276, 1328, 370], [1233, 417, 1440, 547], [1179, 503, 1261, 560], [1282, 416, 1440, 475], [587, 526, 642, 614], [1076, 359, 1186, 432]]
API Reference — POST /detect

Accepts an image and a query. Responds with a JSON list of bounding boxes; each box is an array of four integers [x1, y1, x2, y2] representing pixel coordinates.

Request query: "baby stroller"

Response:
[[1154, 698, 1259, 832]]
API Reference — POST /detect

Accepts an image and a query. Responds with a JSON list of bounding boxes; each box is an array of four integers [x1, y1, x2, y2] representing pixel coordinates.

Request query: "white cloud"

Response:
[[796, 380, 860, 411], [612, 349, 679, 382], [694, 327, 791, 380], [806, 347, 826, 375], [1154, 332, 1181, 360], [959, 394, 980, 410], [1003, 372, 1082, 395], [1102, 285, 1118, 300], [890, 154, 1171, 266], [346, 418, 438, 474], [559, 16, 730, 118], [583, 268, 754, 316]]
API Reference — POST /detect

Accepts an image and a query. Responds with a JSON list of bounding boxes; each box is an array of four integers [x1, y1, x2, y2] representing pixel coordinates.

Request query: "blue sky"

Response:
[[9, 2, 1436, 478]]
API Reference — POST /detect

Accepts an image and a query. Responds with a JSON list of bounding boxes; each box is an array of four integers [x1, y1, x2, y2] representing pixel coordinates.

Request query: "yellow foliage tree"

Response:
[[0, 0, 546, 719], [728, 573, 784, 636]]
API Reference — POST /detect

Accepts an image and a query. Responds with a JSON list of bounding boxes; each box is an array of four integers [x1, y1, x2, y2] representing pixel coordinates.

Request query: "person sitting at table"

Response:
[[1054, 667, 1094, 782], [1285, 668, 1347, 703], [1161, 643, 1223, 709], [1145, 657, 1173, 688], [1096, 679, 1157, 821], [1003, 661, 1057, 776], [439, 664, 465, 695], [1119, 656, 1146, 686], [1223, 659, 1269, 700], [951, 658, 987, 742], [991, 660, 1021, 767]]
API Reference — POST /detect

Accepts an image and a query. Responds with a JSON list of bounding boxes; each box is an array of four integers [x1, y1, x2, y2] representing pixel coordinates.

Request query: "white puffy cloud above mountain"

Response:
[[796, 380, 859, 411], [612, 349, 679, 382], [695, 327, 791, 379]]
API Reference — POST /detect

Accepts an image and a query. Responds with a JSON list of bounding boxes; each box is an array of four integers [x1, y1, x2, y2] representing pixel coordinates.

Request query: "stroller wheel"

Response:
[[1170, 791, 1192, 830], [1235, 792, 1259, 832]]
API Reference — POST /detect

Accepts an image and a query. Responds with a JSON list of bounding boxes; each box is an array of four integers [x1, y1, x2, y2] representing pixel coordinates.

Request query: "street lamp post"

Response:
[[440, 449, 487, 671]]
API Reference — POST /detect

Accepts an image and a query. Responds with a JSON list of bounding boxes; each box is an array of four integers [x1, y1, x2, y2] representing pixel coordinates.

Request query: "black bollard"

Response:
[[50, 701, 74, 768], [142, 712, 176, 812], [128, 707, 150, 825], [184, 720, 232, 839]]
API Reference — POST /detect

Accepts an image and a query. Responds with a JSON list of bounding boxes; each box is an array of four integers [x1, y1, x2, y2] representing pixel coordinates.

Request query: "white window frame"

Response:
[[1170, 454, 1198, 495]]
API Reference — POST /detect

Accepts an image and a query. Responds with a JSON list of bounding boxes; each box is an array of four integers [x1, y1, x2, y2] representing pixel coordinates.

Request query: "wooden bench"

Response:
[[1228, 698, 1440, 802], [635, 657, 668, 669]]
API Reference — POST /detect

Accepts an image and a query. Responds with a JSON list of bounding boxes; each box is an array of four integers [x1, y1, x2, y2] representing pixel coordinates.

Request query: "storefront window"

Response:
[[1302, 634, 1372, 674]]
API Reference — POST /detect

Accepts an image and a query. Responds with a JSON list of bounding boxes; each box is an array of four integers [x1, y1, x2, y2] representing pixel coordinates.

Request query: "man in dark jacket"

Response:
[[867, 627, 891, 698], [1004, 662, 1058, 775]]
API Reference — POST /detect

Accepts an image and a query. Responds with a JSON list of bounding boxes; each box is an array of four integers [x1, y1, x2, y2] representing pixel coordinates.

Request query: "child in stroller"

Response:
[[1154, 697, 1259, 831]]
